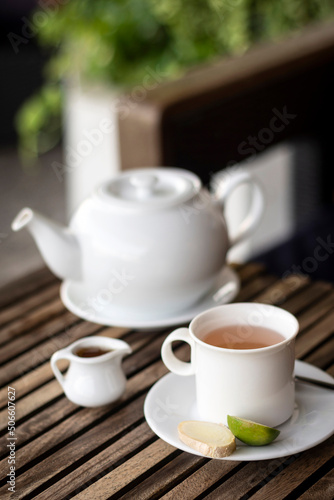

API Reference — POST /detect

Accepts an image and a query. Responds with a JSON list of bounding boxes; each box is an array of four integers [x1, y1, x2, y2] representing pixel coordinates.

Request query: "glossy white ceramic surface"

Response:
[[12, 167, 264, 317], [161, 303, 299, 427], [60, 265, 240, 328], [50, 336, 132, 407], [144, 360, 334, 461]]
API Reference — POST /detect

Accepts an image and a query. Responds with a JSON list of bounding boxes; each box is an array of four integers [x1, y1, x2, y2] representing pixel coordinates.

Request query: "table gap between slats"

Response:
[[35, 423, 161, 500], [0, 268, 57, 311], [0, 268, 294, 416], [0, 313, 84, 366], [81, 350, 334, 500], [147, 423, 334, 500], [0, 263, 265, 386], [0, 340, 191, 473], [0, 394, 158, 498], [0, 262, 257, 340], [0, 282, 60, 330], [0, 325, 160, 409], [298, 467, 334, 499], [0, 263, 333, 499], [0, 308, 80, 361], [0, 328, 171, 436], [0, 345, 186, 470], [59, 278, 332, 500], [117, 453, 209, 500], [285, 456, 334, 500], [26, 418, 158, 499]]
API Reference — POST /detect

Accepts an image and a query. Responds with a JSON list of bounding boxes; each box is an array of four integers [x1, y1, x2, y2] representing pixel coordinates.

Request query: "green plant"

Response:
[[17, 0, 334, 161]]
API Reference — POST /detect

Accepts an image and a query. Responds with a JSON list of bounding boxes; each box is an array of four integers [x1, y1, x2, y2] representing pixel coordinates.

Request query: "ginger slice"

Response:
[[178, 420, 236, 458]]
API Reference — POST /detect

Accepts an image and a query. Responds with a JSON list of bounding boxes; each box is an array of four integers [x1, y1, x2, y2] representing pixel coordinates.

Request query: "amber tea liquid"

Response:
[[202, 325, 285, 350], [75, 346, 112, 358]]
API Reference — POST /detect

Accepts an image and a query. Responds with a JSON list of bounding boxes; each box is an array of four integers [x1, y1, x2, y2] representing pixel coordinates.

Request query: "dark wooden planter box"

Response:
[[118, 21, 334, 203]]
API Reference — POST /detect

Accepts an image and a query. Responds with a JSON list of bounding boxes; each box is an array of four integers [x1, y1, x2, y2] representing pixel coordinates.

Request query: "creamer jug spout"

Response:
[[12, 207, 81, 281], [114, 343, 132, 359]]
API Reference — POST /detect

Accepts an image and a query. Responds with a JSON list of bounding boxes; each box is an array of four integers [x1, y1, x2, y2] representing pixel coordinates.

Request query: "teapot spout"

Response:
[[12, 208, 81, 281]]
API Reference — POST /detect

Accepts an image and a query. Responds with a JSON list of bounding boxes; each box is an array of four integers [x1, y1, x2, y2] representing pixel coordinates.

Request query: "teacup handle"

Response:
[[161, 328, 195, 376], [215, 169, 264, 248], [51, 349, 71, 388]]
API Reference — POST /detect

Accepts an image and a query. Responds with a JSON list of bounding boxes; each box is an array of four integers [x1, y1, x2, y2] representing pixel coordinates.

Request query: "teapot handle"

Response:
[[51, 349, 71, 388], [214, 169, 264, 248]]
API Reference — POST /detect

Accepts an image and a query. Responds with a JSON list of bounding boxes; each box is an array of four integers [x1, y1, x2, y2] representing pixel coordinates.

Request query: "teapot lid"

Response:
[[96, 168, 201, 209]]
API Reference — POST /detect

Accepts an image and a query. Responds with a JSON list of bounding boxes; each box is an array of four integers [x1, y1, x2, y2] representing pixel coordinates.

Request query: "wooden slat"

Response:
[[294, 290, 334, 332], [0, 394, 147, 499], [0, 267, 323, 431], [0, 378, 63, 430], [35, 422, 156, 499], [303, 336, 334, 369], [0, 327, 159, 433], [73, 439, 177, 499], [0, 328, 165, 432], [0, 268, 56, 309], [233, 262, 265, 284], [0, 262, 332, 500], [0, 282, 60, 328], [0, 305, 77, 363], [0, 342, 183, 465], [234, 274, 278, 302], [246, 436, 334, 500], [1, 298, 72, 352], [249, 280, 334, 335], [240, 274, 309, 306], [284, 284, 334, 326], [0, 326, 150, 409], [0, 359, 64, 408], [159, 459, 242, 500], [295, 309, 334, 359], [0, 346, 191, 500], [253, 274, 310, 305], [299, 468, 334, 499], [0, 318, 99, 386], [119, 453, 206, 500], [5, 397, 76, 450]]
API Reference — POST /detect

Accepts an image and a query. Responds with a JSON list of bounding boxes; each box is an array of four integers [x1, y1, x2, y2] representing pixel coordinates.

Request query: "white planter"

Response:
[[63, 85, 122, 218]]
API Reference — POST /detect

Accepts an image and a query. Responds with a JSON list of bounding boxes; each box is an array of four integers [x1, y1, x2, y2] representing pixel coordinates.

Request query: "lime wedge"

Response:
[[227, 415, 280, 446]]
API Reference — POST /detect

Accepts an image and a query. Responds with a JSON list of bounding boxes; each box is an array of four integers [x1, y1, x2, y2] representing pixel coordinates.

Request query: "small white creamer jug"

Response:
[[51, 336, 132, 407]]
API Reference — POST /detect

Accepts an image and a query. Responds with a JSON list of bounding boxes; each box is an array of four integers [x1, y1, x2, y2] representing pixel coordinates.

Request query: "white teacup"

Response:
[[161, 303, 299, 427]]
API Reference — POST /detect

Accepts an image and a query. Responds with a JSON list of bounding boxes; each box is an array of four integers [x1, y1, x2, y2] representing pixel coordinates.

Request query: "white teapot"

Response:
[[12, 168, 264, 317]]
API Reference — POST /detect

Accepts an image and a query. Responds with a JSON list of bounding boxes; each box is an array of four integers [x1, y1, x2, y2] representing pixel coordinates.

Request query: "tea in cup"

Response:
[[161, 303, 299, 427], [51, 336, 132, 407]]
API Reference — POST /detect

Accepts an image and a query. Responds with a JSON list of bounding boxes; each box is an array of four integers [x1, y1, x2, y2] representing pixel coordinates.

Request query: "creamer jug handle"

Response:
[[51, 348, 71, 388]]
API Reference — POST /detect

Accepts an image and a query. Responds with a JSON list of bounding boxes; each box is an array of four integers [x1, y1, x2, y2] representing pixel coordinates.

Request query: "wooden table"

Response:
[[0, 263, 333, 499]]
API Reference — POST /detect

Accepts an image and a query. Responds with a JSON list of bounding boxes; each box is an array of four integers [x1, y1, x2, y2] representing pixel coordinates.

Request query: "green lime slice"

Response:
[[227, 415, 280, 446]]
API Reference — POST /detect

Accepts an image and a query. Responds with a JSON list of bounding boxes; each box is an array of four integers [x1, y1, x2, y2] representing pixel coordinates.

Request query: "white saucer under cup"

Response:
[[144, 360, 334, 461]]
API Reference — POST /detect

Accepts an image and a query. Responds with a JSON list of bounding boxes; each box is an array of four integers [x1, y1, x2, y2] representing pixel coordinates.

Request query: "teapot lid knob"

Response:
[[97, 168, 202, 210], [129, 174, 158, 198]]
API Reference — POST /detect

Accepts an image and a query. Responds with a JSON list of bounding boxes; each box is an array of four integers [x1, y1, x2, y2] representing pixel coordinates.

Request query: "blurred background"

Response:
[[1, 0, 334, 288], [0, 0, 65, 286]]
